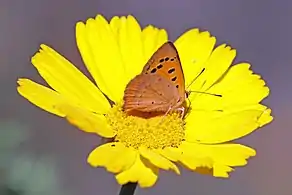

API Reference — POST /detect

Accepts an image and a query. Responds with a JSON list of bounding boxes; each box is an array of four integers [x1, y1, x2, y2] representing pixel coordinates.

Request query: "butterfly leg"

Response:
[[163, 106, 185, 120], [157, 106, 173, 125], [176, 107, 185, 119], [164, 106, 173, 116]]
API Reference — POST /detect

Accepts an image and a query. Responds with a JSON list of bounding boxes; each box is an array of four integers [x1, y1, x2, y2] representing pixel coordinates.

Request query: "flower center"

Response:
[[105, 103, 185, 150]]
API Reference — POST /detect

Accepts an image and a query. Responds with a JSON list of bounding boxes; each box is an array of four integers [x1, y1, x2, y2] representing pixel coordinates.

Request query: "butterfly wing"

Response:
[[142, 41, 186, 101], [123, 74, 180, 113]]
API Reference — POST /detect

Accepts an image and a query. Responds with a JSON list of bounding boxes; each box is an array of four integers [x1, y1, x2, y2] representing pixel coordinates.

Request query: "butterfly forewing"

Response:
[[123, 74, 179, 112], [142, 41, 185, 101]]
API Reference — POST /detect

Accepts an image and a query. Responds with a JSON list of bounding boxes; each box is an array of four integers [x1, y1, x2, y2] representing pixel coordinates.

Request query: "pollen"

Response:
[[105, 103, 185, 149]]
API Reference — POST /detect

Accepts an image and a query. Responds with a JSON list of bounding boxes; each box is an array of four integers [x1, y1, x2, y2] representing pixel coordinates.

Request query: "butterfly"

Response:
[[122, 41, 187, 117]]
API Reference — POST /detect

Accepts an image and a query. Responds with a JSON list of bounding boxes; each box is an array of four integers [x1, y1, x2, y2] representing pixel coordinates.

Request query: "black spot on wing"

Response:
[[151, 68, 157, 73], [157, 64, 163, 69], [168, 68, 175, 74]]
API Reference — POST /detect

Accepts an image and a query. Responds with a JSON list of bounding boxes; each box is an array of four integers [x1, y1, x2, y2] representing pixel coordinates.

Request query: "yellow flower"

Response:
[[17, 14, 273, 188]]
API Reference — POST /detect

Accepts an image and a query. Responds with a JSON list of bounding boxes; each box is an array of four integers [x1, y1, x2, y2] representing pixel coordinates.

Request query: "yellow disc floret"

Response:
[[106, 103, 185, 149]]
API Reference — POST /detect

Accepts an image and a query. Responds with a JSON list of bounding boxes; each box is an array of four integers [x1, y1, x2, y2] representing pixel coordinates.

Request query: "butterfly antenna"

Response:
[[184, 90, 221, 118], [188, 91, 222, 97], [186, 68, 205, 90]]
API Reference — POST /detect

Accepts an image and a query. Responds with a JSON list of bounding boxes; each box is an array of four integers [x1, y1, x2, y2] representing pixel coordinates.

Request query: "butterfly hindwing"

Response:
[[123, 74, 179, 112]]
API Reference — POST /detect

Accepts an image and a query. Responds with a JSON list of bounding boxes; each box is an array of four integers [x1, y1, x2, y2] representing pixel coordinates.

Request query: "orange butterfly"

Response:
[[123, 41, 187, 117]]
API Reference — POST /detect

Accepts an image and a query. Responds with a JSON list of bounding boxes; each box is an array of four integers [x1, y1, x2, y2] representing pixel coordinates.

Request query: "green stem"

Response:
[[118, 183, 137, 195]]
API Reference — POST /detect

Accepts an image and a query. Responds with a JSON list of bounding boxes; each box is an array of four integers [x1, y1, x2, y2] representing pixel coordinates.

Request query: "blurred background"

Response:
[[0, 0, 289, 195]]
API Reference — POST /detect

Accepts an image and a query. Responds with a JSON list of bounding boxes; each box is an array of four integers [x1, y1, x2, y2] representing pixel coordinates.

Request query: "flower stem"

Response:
[[118, 182, 137, 195]]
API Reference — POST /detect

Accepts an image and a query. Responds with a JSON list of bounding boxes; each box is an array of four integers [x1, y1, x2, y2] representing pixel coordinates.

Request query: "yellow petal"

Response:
[[179, 143, 213, 170], [118, 15, 145, 81], [258, 108, 273, 127], [179, 141, 255, 178], [76, 15, 127, 102], [31, 44, 110, 113], [175, 29, 216, 86], [185, 104, 273, 144], [139, 147, 180, 174], [157, 147, 183, 162], [116, 155, 159, 188], [181, 142, 256, 166], [212, 164, 234, 178], [189, 44, 236, 92], [17, 79, 115, 137], [109, 16, 121, 37], [207, 143, 256, 166], [56, 104, 115, 138], [190, 63, 270, 110], [142, 25, 168, 64], [88, 142, 137, 173], [17, 79, 65, 117]]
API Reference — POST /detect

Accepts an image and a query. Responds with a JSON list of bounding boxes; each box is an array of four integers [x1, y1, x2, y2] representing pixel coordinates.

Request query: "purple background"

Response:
[[0, 0, 289, 195]]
